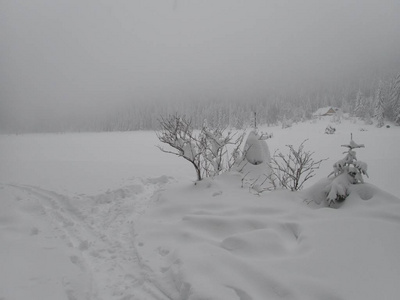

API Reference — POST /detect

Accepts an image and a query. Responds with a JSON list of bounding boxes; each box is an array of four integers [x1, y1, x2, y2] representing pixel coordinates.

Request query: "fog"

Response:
[[1, 0, 400, 131]]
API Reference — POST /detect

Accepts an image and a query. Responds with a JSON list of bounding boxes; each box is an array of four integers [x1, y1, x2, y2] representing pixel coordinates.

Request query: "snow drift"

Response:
[[137, 174, 400, 299]]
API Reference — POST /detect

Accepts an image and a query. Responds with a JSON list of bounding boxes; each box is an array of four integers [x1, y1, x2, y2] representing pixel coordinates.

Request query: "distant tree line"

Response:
[[349, 73, 400, 127], [2, 72, 400, 133], [100, 72, 400, 131]]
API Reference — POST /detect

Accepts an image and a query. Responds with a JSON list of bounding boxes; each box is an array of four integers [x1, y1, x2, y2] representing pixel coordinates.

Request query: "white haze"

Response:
[[1, 0, 400, 131]]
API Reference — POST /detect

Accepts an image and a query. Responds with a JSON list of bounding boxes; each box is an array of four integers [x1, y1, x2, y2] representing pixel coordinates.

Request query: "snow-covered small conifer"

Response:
[[326, 134, 368, 206]]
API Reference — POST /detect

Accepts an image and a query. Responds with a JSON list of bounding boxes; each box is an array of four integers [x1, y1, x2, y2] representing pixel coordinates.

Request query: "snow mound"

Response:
[[137, 174, 400, 299], [301, 177, 382, 208], [243, 131, 271, 165]]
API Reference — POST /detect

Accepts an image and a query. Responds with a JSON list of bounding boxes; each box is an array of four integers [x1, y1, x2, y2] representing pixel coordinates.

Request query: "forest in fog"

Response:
[[87, 72, 400, 132], [1, 0, 400, 133], [2, 71, 400, 133]]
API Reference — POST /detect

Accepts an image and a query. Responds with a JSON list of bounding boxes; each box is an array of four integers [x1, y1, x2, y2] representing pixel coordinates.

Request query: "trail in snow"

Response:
[[7, 176, 175, 300]]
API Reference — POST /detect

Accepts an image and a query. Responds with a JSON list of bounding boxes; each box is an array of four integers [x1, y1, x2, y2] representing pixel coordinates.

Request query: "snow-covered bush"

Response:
[[156, 114, 244, 181], [199, 122, 245, 178], [237, 131, 273, 193], [269, 140, 327, 191], [242, 131, 271, 165], [325, 125, 336, 134], [325, 134, 368, 206]]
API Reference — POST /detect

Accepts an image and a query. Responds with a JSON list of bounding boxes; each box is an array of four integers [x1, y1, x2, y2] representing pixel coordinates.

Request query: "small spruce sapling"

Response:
[[326, 134, 368, 206]]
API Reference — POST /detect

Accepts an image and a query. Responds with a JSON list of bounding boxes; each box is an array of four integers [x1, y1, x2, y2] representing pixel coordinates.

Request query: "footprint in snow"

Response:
[[221, 222, 308, 258], [212, 191, 223, 197]]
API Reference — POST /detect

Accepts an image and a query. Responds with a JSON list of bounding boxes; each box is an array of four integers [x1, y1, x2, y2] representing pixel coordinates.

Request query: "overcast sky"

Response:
[[1, 0, 400, 128]]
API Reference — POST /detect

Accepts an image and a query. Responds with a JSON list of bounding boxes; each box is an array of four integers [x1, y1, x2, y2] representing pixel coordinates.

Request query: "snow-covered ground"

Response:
[[1, 117, 400, 299]]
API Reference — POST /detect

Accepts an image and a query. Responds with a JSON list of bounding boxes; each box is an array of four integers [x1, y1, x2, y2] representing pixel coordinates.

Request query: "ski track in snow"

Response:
[[8, 176, 175, 300]]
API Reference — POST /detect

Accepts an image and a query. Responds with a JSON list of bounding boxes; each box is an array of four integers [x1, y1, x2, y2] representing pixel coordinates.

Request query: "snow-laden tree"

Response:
[[353, 90, 364, 117], [266, 102, 280, 126], [387, 73, 400, 125], [374, 81, 385, 128], [353, 90, 374, 123], [363, 111, 373, 125], [200, 121, 245, 177], [281, 115, 292, 129], [156, 114, 244, 181], [326, 134, 368, 206]]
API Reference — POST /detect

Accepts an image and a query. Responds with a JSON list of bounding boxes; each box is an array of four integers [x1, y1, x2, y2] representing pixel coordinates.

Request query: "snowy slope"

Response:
[[1, 118, 400, 299], [137, 174, 400, 299]]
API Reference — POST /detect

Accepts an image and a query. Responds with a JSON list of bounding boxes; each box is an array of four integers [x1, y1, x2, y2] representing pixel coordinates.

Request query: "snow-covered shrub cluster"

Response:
[[325, 125, 336, 134], [269, 140, 327, 191], [325, 135, 368, 206], [200, 122, 245, 178], [156, 114, 244, 181]]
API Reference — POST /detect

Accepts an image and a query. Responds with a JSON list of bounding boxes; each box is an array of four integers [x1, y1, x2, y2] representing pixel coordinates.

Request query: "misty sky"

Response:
[[1, 0, 400, 129]]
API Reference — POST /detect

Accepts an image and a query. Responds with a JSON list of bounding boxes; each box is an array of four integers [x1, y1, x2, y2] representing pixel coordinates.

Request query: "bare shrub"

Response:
[[269, 140, 327, 191], [325, 125, 336, 134]]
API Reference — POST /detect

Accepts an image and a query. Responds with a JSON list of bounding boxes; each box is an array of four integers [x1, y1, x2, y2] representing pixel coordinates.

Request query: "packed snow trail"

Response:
[[5, 176, 174, 300]]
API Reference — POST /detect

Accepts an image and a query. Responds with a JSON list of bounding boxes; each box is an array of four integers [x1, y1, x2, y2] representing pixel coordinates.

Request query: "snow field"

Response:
[[0, 132, 192, 195], [1, 117, 400, 299]]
